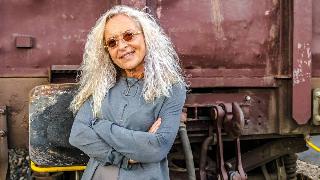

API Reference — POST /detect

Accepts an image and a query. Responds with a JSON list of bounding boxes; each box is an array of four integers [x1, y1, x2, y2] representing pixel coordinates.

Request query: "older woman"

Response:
[[69, 5, 186, 180]]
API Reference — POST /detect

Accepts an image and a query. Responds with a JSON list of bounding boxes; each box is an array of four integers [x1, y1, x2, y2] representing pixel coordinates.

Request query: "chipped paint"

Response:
[[265, 10, 270, 16], [269, 24, 278, 41], [156, 0, 162, 19], [272, 0, 279, 6], [29, 85, 75, 120], [293, 43, 312, 85], [211, 0, 225, 39]]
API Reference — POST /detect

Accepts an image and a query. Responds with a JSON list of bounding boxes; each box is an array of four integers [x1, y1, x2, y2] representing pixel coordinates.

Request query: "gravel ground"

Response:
[[297, 160, 320, 180], [9, 148, 30, 180], [7, 148, 320, 180]]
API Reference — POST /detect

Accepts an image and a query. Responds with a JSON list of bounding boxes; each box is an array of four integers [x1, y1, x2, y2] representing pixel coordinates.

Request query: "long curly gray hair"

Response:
[[70, 5, 186, 117]]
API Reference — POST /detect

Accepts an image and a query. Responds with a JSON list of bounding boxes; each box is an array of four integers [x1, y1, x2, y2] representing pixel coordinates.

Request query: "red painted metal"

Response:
[[157, 0, 280, 83], [0, 0, 116, 77], [15, 35, 34, 48], [235, 138, 247, 180], [185, 92, 274, 136], [292, 0, 312, 124], [188, 77, 277, 88], [212, 106, 228, 180], [121, 0, 146, 9]]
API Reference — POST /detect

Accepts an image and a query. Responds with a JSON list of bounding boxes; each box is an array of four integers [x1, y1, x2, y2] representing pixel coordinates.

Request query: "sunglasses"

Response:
[[105, 30, 142, 49]]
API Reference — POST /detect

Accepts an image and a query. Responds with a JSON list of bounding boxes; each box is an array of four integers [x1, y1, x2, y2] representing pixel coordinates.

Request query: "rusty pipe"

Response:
[[199, 136, 214, 180], [179, 122, 196, 180]]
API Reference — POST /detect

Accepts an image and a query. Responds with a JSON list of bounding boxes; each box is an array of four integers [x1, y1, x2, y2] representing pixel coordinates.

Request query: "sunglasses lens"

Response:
[[107, 39, 117, 48], [123, 32, 134, 42], [106, 31, 139, 48]]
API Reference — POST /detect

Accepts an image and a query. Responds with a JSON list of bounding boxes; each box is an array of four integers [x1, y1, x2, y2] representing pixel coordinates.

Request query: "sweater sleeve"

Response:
[[92, 84, 186, 163], [69, 99, 130, 169]]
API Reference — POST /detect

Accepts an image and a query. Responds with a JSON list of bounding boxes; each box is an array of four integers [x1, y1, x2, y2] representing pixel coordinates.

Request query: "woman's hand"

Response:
[[148, 117, 162, 133], [129, 118, 162, 164]]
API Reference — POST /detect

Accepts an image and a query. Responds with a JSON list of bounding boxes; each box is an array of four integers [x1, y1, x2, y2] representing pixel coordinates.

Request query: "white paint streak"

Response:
[[293, 43, 312, 85], [62, 35, 72, 40], [156, 0, 162, 19], [265, 10, 270, 15], [211, 0, 225, 39]]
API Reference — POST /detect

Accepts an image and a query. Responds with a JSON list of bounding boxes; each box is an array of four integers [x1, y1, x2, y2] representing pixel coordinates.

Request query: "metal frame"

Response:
[[0, 105, 8, 180]]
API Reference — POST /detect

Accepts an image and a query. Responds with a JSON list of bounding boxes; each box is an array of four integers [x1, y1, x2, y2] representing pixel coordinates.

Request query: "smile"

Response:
[[120, 51, 135, 59]]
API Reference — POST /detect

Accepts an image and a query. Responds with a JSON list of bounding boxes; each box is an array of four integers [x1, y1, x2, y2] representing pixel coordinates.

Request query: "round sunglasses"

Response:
[[105, 30, 142, 49]]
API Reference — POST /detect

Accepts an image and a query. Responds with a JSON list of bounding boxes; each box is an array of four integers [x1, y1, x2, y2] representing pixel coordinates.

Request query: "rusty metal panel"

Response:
[[292, 0, 312, 124], [0, 78, 48, 148], [29, 84, 88, 166], [184, 91, 277, 135], [0, 0, 117, 77], [156, 0, 281, 83], [0, 106, 8, 180], [187, 76, 277, 88], [121, 0, 146, 9], [227, 138, 307, 172], [0, 0, 286, 88]]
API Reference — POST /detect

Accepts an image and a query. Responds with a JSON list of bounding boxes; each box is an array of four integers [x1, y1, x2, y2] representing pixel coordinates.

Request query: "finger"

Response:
[[129, 159, 138, 164], [151, 118, 161, 129], [149, 123, 159, 133], [148, 118, 162, 133], [148, 123, 157, 133], [152, 121, 161, 131], [155, 118, 161, 126], [153, 121, 162, 133], [154, 118, 161, 126], [149, 126, 156, 133]]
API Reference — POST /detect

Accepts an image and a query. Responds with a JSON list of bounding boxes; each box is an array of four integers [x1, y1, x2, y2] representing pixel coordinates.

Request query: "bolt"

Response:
[[314, 115, 320, 122], [0, 108, 5, 114], [0, 130, 7, 137], [225, 162, 233, 171], [245, 96, 251, 101]]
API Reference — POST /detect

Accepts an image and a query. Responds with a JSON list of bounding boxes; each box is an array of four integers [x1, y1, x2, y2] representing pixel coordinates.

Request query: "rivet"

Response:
[[0, 108, 5, 114], [245, 96, 251, 101], [0, 130, 7, 137]]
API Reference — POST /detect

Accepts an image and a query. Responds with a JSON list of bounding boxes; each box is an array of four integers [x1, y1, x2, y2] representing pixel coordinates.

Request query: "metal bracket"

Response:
[[292, 0, 312, 124], [0, 105, 8, 180], [313, 88, 320, 125], [212, 105, 228, 180], [211, 103, 247, 180]]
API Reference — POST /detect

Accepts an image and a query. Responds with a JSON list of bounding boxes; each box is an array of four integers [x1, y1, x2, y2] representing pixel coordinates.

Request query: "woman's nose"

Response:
[[117, 39, 128, 49]]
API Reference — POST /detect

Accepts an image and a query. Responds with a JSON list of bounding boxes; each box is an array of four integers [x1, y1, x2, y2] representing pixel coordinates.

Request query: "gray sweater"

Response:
[[69, 77, 186, 180]]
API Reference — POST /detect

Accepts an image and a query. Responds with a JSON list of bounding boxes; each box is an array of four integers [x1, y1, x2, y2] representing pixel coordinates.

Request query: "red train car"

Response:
[[0, 0, 319, 179]]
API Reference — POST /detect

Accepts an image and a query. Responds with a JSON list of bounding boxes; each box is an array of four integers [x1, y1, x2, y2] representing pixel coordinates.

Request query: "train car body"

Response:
[[0, 0, 319, 179]]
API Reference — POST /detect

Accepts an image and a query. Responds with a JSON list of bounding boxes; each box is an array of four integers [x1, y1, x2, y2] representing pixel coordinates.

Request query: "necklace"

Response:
[[124, 78, 140, 96]]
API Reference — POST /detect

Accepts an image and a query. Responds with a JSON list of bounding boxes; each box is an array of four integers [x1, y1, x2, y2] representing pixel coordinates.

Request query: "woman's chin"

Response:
[[121, 61, 143, 71]]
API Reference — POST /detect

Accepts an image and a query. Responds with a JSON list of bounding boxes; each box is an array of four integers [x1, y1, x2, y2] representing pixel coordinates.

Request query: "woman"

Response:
[[69, 5, 186, 180]]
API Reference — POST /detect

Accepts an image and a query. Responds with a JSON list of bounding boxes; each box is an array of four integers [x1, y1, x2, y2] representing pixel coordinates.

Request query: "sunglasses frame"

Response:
[[104, 30, 142, 49]]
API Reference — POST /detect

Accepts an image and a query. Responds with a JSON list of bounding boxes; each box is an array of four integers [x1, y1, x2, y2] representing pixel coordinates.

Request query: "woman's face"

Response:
[[104, 14, 146, 74]]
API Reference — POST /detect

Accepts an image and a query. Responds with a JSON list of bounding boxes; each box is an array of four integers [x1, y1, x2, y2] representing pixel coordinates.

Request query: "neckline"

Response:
[[122, 77, 143, 82], [122, 77, 142, 97]]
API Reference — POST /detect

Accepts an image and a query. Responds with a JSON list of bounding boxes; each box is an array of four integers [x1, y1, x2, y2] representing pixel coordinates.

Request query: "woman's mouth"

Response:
[[120, 51, 135, 59]]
